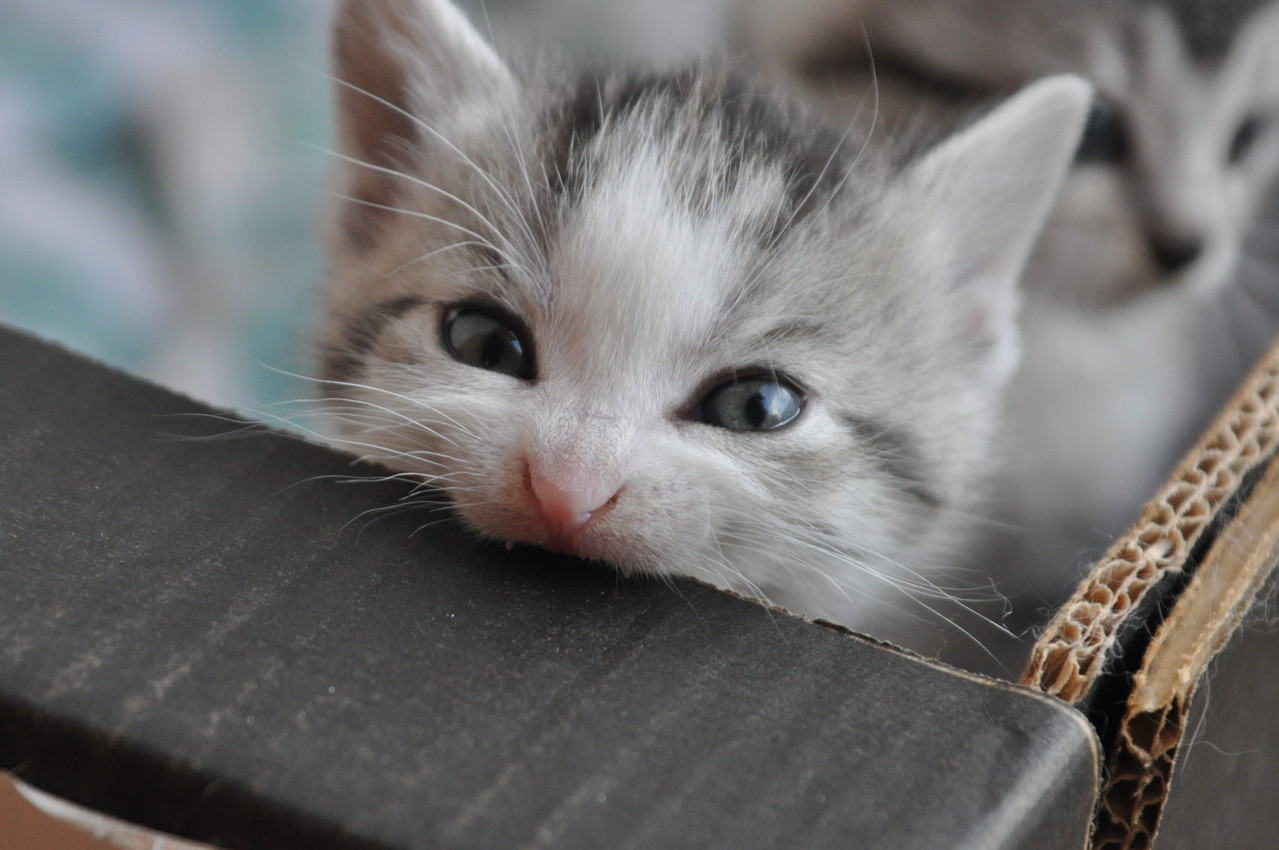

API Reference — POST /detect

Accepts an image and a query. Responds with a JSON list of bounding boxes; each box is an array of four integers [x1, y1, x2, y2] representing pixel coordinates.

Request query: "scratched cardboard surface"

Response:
[[0, 325, 1098, 850]]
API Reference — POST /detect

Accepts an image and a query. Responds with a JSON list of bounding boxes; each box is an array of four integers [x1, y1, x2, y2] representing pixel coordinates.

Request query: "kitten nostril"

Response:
[[1149, 234, 1205, 274]]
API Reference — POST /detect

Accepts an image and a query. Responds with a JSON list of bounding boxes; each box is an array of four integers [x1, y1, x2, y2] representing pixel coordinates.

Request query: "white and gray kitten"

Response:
[[738, 0, 1279, 629], [316, 0, 1088, 648]]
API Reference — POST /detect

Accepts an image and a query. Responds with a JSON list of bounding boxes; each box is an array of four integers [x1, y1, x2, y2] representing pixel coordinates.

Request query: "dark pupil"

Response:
[[480, 329, 517, 370], [1229, 115, 1265, 164], [1075, 97, 1128, 164], [745, 391, 771, 429], [444, 308, 532, 379]]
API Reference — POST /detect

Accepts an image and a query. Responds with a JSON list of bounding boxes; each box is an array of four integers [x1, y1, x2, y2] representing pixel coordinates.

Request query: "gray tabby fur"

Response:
[[317, 0, 1089, 650], [737, 0, 1279, 656]]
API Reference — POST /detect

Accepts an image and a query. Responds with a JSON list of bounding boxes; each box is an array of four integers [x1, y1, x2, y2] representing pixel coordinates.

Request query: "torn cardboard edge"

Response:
[[1022, 335, 1279, 849]]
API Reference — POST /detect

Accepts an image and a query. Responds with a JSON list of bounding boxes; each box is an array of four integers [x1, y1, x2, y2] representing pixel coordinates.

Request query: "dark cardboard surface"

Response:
[[0, 326, 1099, 850], [1156, 594, 1279, 850]]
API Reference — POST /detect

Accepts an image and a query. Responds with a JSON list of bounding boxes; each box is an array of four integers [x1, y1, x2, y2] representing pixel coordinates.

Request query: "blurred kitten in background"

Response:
[[736, 0, 1279, 654]]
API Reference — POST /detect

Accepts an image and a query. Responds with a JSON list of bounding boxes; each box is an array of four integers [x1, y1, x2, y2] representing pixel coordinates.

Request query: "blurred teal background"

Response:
[[0, 0, 728, 412], [0, 0, 338, 410]]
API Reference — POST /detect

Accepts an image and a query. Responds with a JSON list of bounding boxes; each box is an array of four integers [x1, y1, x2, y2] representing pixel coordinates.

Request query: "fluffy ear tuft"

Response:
[[328, 0, 514, 251], [898, 74, 1091, 380]]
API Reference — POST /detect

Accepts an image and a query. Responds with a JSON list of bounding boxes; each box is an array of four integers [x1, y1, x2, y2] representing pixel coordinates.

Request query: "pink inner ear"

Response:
[[524, 458, 623, 552], [331, 3, 422, 249]]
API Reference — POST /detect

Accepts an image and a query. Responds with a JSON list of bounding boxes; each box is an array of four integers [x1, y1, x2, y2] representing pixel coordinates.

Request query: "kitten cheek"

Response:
[[1183, 240, 1239, 298]]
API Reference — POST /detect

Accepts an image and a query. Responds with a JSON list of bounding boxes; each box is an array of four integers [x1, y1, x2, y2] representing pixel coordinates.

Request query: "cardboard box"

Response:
[[1, 323, 1275, 849]]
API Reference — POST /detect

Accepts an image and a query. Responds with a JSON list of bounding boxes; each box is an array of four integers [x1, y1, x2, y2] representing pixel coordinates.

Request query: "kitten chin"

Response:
[[316, 0, 1088, 650]]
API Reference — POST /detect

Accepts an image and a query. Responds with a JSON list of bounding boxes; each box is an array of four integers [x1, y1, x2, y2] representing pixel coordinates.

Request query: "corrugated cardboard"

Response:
[[1023, 336, 1279, 848], [0, 323, 1099, 849]]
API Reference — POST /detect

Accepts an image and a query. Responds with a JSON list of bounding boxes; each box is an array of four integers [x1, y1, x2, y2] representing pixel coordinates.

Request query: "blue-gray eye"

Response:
[[697, 376, 804, 432], [1075, 97, 1128, 164], [442, 305, 534, 379]]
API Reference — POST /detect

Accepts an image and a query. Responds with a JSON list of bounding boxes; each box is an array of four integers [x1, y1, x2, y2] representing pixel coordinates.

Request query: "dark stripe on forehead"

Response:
[[544, 70, 689, 200], [543, 68, 853, 228], [321, 295, 428, 385], [838, 414, 943, 510], [1153, 0, 1271, 63]]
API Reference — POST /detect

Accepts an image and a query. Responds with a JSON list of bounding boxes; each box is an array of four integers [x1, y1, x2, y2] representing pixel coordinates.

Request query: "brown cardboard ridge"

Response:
[[1022, 335, 1279, 849], [1023, 335, 1279, 705], [1094, 456, 1279, 850]]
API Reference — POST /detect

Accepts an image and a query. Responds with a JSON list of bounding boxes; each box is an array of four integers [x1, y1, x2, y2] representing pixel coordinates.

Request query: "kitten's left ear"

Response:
[[328, 0, 516, 250], [896, 75, 1091, 377]]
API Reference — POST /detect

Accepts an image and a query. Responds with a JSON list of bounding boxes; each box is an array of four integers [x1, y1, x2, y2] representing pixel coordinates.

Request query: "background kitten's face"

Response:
[[1047, 1, 1279, 306], [320, 0, 1086, 629], [738, 0, 1279, 308]]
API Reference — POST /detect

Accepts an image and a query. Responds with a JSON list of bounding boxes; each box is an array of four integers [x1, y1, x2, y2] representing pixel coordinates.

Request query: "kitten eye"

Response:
[[1228, 114, 1267, 164], [1074, 97, 1129, 164], [442, 305, 534, 379], [694, 376, 804, 432]]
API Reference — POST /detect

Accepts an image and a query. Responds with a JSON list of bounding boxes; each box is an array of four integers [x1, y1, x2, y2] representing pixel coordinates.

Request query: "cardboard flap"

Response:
[[1022, 336, 1279, 849], [1094, 452, 1279, 850], [1133, 455, 1279, 714]]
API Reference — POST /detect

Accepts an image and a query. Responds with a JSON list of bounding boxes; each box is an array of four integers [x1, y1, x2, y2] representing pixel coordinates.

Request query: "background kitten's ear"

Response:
[[897, 75, 1091, 379], [329, 0, 514, 250]]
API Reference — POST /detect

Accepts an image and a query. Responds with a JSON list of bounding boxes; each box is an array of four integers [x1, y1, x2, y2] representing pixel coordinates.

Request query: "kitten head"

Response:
[[736, 0, 1279, 309], [318, 0, 1088, 631]]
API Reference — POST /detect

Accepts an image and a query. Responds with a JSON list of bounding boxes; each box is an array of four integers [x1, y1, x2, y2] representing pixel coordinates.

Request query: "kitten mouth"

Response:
[[537, 530, 590, 558], [531, 534, 640, 577], [487, 520, 601, 559], [532, 524, 627, 564]]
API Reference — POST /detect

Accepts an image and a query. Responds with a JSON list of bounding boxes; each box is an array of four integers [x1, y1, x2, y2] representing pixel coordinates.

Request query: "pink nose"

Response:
[[526, 462, 621, 550]]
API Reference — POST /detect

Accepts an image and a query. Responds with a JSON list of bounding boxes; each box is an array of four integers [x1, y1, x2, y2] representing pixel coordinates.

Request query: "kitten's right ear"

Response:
[[329, 0, 514, 250], [895, 74, 1091, 382]]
